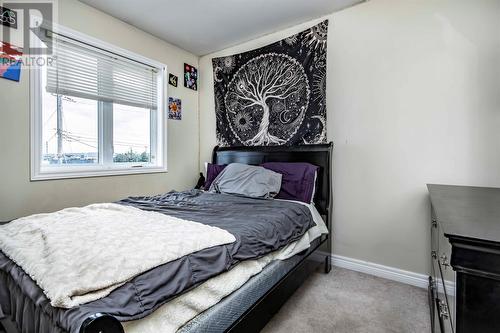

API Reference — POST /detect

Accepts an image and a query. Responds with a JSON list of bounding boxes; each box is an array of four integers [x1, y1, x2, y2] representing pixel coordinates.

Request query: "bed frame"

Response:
[[1, 143, 333, 333], [216, 143, 334, 333]]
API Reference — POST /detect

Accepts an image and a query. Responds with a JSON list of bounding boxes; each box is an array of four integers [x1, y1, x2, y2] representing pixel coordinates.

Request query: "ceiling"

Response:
[[79, 0, 364, 56]]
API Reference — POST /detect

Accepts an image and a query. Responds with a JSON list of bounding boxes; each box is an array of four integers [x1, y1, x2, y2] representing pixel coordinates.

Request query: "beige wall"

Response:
[[1, 0, 499, 275], [0, 0, 199, 221], [199, 0, 500, 275]]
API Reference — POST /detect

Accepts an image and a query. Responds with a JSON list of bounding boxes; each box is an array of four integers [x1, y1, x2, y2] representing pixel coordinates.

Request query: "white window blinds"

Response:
[[46, 33, 159, 110]]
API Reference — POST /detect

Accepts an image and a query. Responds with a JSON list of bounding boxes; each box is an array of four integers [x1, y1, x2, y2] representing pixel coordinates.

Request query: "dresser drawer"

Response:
[[430, 214, 456, 333], [428, 184, 500, 333], [436, 296, 453, 333], [431, 217, 455, 285]]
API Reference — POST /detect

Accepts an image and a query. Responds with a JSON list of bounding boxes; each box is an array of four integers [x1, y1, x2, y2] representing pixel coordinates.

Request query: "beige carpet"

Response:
[[262, 267, 430, 333]]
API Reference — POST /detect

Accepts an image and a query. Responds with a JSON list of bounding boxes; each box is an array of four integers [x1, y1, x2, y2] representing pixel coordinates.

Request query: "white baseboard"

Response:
[[320, 252, 455, 296]]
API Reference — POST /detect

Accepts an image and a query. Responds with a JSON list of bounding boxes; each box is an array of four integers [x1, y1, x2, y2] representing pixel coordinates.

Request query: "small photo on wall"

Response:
[[168, 73, 178, 87], [168, 97, 182, 120], [184, 63, 198, 91], [0, 41, 23, 82]]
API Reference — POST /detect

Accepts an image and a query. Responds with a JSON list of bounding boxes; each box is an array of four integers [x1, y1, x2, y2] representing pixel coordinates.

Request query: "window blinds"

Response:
[[46, 33, 159, 110]]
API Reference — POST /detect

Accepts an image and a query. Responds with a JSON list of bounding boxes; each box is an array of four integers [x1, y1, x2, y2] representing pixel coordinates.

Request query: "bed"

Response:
[[0, 143, 333, 333]]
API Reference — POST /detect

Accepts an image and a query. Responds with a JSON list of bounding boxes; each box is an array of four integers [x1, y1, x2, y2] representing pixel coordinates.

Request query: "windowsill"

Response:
[[31, 165, 168, 181]]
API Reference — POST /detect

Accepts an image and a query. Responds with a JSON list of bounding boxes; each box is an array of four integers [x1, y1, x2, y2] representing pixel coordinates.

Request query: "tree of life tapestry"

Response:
[[212, 20, 328, 147]]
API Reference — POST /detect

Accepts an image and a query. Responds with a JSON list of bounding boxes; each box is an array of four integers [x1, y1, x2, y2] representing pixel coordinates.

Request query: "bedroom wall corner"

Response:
[[198, 0, 500, 276], [0, 0, 200, 221]]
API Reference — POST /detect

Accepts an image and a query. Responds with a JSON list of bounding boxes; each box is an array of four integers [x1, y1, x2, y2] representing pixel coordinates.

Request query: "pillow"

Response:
[[209, 163, 282, 199], [261, 162, 319, 203], [204, 163, 227, 190]]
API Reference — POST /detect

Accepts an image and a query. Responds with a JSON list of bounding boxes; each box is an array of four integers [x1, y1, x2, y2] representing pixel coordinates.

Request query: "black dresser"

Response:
[[428, 184, 500, 333]]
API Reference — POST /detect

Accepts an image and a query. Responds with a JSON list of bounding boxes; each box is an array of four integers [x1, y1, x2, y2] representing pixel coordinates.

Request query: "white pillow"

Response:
[[210, 163, 282, 199]]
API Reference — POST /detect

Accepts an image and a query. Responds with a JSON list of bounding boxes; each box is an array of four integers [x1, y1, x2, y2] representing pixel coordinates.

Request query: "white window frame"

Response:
[[30, 24, 168, 181]]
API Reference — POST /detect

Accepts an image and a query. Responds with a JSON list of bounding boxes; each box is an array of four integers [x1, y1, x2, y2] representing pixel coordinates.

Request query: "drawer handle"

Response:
[[440, 254, 450, 269], [438, 299, 449, 320], [432, 219, 437, 228]]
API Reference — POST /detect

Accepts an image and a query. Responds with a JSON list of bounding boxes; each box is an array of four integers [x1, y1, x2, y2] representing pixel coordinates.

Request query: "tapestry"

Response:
[[212, 20, 328, 146]]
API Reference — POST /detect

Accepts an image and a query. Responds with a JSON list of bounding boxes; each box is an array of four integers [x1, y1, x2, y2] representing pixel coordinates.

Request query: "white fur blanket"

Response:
[[0, 203, 235, 308]]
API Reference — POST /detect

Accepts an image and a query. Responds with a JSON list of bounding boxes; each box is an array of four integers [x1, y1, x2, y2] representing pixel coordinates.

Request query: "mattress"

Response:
[[121, 201, 327, 333], [0, 190, 315, 333], [178, 238, 322, 333], [0, 192, 327, 333]]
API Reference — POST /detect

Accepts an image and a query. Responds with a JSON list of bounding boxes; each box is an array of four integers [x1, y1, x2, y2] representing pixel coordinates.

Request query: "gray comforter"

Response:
[[0, 190, 313, 333]]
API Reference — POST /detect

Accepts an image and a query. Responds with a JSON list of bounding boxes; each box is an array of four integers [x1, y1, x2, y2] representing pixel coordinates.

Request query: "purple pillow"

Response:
[[204, 163, 227, 190], [261, 162, 319, 203]]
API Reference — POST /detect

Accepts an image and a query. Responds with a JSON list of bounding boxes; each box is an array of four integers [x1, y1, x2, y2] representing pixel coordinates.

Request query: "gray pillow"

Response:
[[209, 163, 282, 199]]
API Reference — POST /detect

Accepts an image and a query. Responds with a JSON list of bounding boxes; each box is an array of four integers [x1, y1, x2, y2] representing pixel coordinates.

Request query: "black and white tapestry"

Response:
[[213, 20, 328, 147]]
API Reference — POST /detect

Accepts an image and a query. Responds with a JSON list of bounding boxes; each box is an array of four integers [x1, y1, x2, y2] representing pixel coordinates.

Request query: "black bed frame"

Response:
[[1, 143, 333, 333], [214, 143, 333, 333]]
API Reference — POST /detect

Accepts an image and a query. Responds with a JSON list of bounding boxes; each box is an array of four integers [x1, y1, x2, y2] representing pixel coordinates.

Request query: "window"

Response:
[[31, 26, 167, 180]]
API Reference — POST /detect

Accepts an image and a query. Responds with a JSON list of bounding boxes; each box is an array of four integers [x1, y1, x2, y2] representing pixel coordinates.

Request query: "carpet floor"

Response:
[[262, 267, 430, 333]]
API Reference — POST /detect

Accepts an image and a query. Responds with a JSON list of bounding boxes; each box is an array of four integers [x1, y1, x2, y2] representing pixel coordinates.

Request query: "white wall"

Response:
[[199, 0, 500, 275], [0, 0, 199, 221]]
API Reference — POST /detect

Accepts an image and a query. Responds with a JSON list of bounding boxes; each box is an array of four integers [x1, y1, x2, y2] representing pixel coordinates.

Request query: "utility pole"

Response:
[[56, 95, 63, 164]]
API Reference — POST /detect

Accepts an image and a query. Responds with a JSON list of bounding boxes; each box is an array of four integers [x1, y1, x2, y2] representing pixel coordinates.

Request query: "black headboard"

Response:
[[212, 142, 333, 230]]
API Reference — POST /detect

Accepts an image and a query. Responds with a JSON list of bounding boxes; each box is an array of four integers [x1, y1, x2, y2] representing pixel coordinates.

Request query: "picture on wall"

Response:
[[212, 20, 329, 147], [184, 63, 198, 91], [168, 97, 182, 120], [0, 41, 23, 82], [0, 6, 17, 29], [168, 73, 178, 87]]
